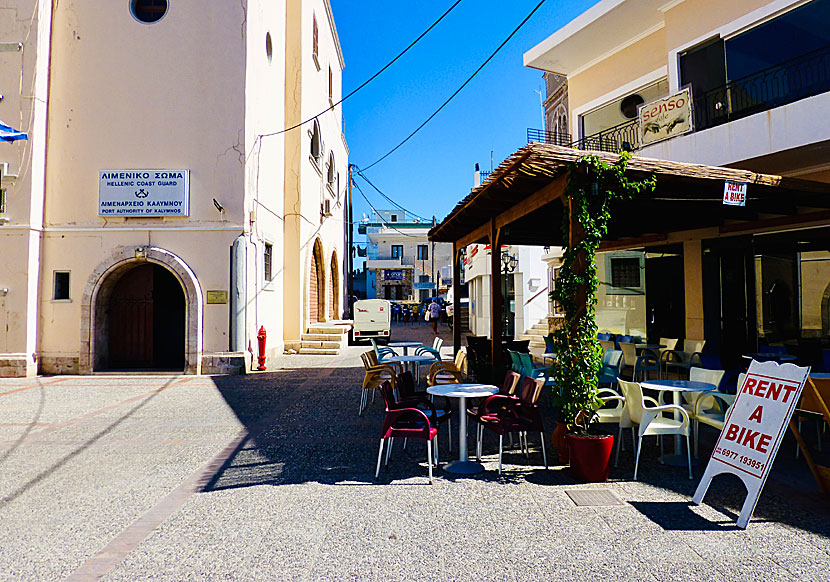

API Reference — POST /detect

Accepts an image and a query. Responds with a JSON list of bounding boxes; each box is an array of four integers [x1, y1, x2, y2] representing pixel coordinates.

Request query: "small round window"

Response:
[[131, 0, 168, 24]]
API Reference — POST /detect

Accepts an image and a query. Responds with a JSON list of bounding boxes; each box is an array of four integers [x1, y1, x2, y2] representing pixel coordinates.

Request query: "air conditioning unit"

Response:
[[322, 199, 333, 217]]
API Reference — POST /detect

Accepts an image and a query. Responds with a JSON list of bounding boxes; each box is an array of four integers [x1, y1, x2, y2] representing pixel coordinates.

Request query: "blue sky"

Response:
[[329, 0, 598, 225]]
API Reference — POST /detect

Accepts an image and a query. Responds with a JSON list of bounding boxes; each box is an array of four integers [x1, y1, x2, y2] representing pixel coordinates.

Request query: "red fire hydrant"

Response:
[[256, 326, 267, 370]]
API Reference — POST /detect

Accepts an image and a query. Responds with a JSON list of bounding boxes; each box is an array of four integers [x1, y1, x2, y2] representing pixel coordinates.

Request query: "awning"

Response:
[[429, 143, 830, 251]]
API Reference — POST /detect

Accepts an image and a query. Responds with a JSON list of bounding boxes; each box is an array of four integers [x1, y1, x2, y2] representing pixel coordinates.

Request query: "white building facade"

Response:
[[360, 210, 452, 302], [0, 0, 348, 376]]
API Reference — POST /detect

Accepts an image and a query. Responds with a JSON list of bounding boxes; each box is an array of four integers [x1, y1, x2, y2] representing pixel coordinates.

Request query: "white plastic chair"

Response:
[[618, 379, 693, 480], [662, 339, 705, 378]]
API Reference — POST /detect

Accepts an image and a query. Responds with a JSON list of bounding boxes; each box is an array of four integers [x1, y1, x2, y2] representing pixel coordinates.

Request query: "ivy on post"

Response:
[[550, 152, 656, 430]]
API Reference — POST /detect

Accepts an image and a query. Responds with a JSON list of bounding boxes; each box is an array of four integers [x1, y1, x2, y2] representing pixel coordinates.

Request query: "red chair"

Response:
[[397, 371, 453, 451], [475, 376, 547, 474], [375, 381, 439, 484]]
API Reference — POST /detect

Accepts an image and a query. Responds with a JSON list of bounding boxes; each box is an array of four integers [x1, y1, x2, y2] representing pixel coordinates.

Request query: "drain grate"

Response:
[[565, 489, 625, 507]]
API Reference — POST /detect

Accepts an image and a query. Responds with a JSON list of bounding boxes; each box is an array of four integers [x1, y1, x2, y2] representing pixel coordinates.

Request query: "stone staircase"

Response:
[[298, 321, 351, 355], [519, 319, 550, 350]]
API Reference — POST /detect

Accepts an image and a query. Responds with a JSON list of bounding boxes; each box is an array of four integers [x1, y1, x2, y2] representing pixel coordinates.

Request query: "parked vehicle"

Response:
[[353, 299, 391, 344]]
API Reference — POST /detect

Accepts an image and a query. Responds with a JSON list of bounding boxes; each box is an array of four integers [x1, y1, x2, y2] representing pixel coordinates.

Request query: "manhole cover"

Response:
[[565, 489, 625, 507]]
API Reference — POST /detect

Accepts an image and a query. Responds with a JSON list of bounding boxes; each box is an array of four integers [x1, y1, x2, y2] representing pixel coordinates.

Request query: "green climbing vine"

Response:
[[550, 152, 656, 430]]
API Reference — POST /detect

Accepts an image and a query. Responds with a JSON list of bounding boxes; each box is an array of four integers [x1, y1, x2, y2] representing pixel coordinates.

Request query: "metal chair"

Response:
[[360, 351, 398, 416]]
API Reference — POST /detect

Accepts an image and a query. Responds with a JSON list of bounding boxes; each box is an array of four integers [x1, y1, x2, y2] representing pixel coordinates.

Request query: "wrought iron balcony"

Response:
[[527, 44, 830, 155], [693, 44, 830, 132]]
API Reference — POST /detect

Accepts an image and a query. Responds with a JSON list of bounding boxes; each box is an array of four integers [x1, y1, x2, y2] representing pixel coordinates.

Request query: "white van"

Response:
[[353, 299, 391, 343]]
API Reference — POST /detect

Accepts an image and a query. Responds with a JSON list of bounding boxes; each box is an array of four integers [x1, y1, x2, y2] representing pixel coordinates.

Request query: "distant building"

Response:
[[0, 0, 348, 376], [359, 210, 452, 301]]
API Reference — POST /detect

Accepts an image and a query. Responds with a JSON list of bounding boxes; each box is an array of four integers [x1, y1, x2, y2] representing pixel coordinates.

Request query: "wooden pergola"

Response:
[[429, 143, 830, 367]]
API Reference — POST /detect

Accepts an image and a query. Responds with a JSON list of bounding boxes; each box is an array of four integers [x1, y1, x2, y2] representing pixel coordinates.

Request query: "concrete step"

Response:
[[298, 348, 340, 355], [301, 340, 343, 350], [302, 333, 343, 342], [306, 325, 349, 336]]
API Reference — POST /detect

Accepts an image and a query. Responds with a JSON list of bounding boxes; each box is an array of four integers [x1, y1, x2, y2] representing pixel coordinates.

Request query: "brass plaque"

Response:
[[206, 290, 228, 304]]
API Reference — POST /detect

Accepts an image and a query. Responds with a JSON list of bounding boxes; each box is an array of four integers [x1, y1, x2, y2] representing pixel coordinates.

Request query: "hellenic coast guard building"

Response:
[[0, 0, 349, 376]]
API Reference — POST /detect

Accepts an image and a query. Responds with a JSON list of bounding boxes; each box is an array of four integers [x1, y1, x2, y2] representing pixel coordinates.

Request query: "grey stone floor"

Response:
[[1, 338, 829, 581]]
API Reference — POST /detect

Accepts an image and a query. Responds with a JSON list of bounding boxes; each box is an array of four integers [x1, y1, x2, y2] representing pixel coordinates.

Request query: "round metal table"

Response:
[[426, 383, 499, 474], [384, 354, 435, 381], [640, 379, 716, 466]]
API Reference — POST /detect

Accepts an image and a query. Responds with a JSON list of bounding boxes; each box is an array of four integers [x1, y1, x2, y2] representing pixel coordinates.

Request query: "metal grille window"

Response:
[[610, 257, 641, 288], [264, 243, 273, 282], [417, 245, 428, 260], [605, 253, 645, 295], [391, 245, 403, 259], [0, 188, 5, 213]]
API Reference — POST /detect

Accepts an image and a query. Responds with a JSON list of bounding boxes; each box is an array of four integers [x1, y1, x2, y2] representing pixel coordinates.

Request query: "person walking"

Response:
[[428, 299, 441, 336]]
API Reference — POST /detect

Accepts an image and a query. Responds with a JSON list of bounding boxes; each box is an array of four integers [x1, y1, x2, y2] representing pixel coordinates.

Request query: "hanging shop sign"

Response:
[[99, 169, 190, 216], [414, 282, 435, 290], [384, 270, 404, 281], [693, 360, 809, 528], [723, 180, 747, 206], [638, 88, 693, 146]]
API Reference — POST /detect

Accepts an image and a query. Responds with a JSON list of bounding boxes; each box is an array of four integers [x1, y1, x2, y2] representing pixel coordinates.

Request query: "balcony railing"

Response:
[[527, 44, 830, 155], [693, 43, 830, 132], [527, 122, 638, 154]]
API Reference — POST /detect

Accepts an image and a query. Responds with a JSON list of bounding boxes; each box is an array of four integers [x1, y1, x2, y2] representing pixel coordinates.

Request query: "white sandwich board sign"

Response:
[[99, 169, 190, 216], [693, 360, 809, 528]]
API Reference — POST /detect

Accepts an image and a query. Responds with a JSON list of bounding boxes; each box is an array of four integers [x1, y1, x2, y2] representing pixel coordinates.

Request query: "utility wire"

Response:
[[360, 0, 549, 172], [353, 181, 424, 238], [260, 0, 464, 139], [353, 167, 431, 222]]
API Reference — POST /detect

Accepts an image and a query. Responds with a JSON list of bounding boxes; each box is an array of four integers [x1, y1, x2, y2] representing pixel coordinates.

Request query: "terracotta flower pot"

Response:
[[552, 421, 570, 464], [566, 432, 614, 482]]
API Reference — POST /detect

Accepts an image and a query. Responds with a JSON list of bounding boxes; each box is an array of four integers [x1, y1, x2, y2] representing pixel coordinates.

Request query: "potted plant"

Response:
[[549, 152, 655, 481]]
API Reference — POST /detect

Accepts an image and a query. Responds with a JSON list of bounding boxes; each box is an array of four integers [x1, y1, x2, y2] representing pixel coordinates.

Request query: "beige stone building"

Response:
[[0, 0, 348, 376], [525, 0, 830, 367]]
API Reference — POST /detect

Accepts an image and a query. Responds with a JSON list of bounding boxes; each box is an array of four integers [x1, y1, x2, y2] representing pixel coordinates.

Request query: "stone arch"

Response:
[[80, 246, 203, 374], [309, 238, 326, 323], [329, 251, 339, 320]]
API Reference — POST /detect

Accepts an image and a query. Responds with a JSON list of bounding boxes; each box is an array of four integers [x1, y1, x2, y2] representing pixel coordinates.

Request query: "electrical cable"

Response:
[[353, 181, 424, 238], [259, 0, 464, 139], [353, 167, 431, 222], [360, 0, 549, 172]]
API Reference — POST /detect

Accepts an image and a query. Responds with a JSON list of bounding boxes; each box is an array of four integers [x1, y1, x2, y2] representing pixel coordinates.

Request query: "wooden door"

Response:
[[109, 264, 154, 368], [310, 253, 320, 323]]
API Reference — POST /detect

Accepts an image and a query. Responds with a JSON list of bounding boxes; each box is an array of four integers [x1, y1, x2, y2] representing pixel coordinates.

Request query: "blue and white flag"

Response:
[[0, 120, 27, 142]]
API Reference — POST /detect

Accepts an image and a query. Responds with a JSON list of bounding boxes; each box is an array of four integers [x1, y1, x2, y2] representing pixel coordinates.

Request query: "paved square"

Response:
[[1, 342, 829, 581]]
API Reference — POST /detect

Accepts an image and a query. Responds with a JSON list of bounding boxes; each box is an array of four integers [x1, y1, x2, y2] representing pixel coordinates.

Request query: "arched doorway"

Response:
[[329, 253, 339, 320], [309, 239, 325, 323], [100, 263, 185, 370]]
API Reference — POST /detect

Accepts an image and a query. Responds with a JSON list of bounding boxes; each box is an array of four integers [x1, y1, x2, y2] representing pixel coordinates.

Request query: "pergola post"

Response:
[[489, 218, 503, 373], [452, 241, 461, 356]]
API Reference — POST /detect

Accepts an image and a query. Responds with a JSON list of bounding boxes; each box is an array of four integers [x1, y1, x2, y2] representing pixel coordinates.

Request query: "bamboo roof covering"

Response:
[[429, 143, 830, 248]]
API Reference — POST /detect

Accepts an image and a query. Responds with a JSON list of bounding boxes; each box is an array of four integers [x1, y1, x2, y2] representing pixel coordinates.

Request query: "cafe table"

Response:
[[388, 341, 422, 356], [426, 383, 499, 474], [640, 379, 716, 466], [384, 354, 435, 381], [742, 353, 798, 363]]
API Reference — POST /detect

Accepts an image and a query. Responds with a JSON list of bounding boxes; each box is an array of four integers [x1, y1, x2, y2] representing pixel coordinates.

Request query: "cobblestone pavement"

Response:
[[1, 337, 829, 581]]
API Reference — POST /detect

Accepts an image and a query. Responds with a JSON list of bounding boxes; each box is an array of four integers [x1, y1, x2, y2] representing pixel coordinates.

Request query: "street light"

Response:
[[500, 249, 518, 338]]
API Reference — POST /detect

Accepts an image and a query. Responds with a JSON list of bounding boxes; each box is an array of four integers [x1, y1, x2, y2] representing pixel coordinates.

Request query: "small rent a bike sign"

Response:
[[723, 180, 747, 206], [694, 360, 809, 528]]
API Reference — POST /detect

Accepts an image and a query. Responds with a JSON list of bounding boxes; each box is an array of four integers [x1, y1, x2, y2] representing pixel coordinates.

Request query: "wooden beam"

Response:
[[719, 209, 830, 235], [452, 241, 461, 357], [495, 174, 567, 230], [489, 218, 503, 374], [598, 234, 669, 252], [454, 222, 491, 249]]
